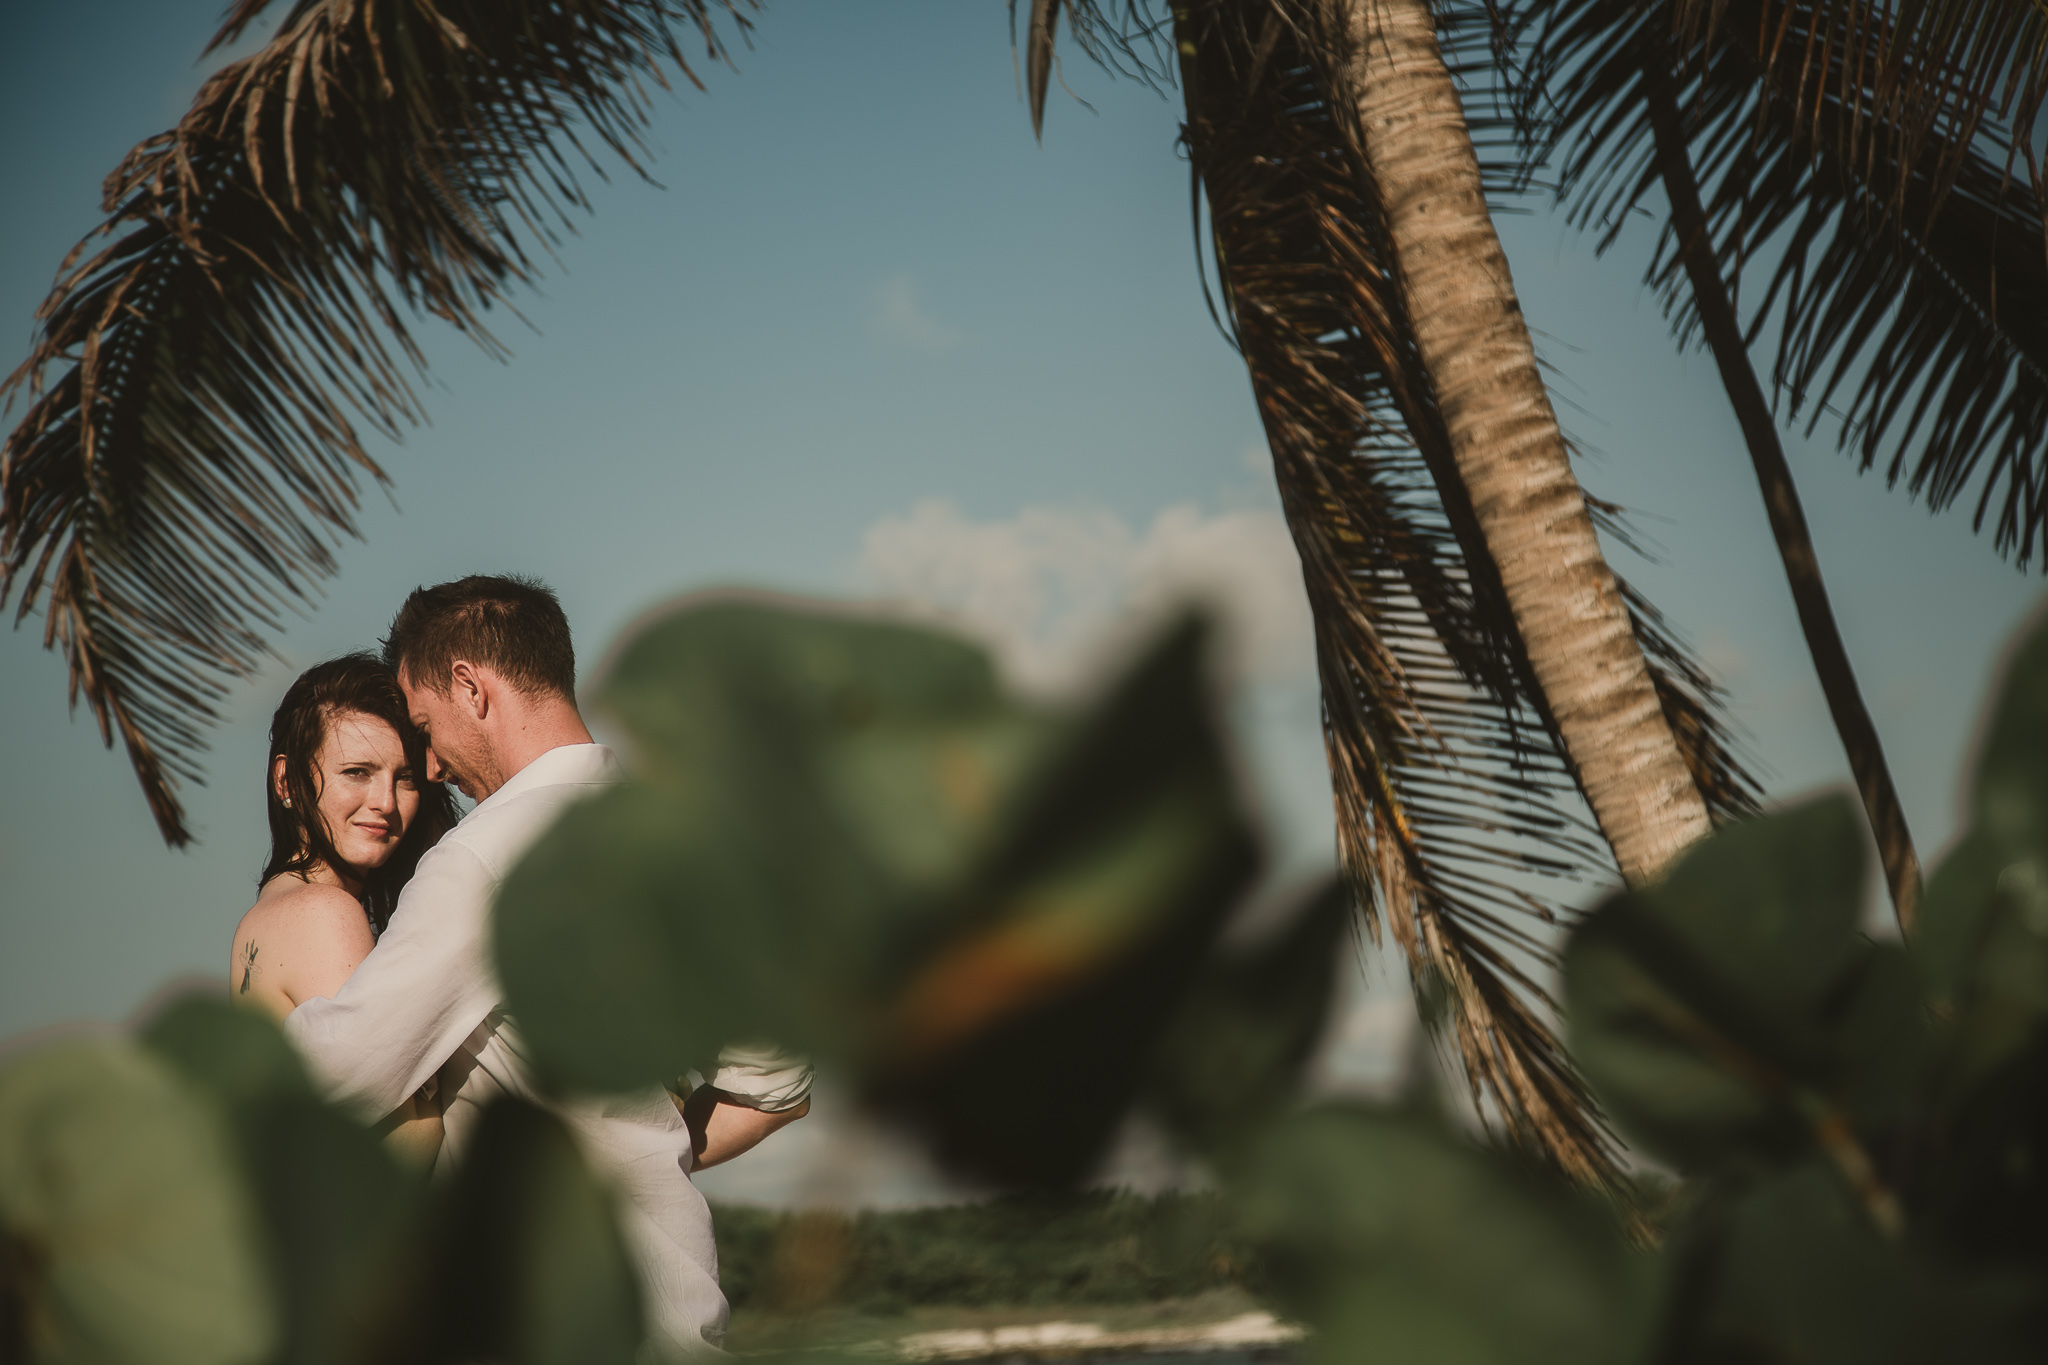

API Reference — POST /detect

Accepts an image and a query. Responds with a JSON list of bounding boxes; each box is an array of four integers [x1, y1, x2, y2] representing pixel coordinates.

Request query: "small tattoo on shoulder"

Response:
[[239, 941, 258, 995]]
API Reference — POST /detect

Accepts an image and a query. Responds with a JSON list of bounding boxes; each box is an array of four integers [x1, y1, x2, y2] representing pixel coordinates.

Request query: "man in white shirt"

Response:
[[285, 575, 810, 1356]]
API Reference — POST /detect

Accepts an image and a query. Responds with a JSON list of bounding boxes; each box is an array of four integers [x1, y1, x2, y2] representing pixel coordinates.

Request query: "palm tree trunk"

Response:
[[1323, 0, 1711, 885], [1642, 62, 1924, 932]]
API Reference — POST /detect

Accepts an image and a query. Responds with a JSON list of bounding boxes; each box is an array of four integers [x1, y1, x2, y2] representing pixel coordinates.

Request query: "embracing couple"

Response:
[[228, 574, 810, 1357]]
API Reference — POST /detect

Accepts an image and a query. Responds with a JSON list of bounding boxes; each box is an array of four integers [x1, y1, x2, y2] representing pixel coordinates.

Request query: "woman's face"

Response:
[[290, 709, 421, 875]]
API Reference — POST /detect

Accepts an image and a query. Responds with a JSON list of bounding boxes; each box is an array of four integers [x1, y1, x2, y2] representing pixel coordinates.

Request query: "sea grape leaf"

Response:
[[141, 996, 421, 1365], [497, 597, 1056, 1093], [593, 591, 1047, 895], [1682, 1159, 2039, 1365], [1917, 611, 2048, 1104], [1234, 1106, 1654, 1365], [1145, 876, 1352, 1160], [857, 615, 1261, 1185], [1962, 607, 2048, 858], [0, 1036, 275, 1365], [1565, 795, 1926, 1170], [385, 1097, 642, 1365], [141, 992, 313, 1104], [495, 779, 852, 1093], [1911, 846, 2048, 1262], [498, 598, 1260, 1187], [1926, 839, 2048, 1104], [1608, 793, 1868, 1010], [1894, 611, 2048, 1258]]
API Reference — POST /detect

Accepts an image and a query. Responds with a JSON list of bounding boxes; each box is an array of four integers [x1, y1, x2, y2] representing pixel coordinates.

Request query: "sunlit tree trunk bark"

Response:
[[1324, 0, 1712, 884], [1643, 61, 1923, 930]]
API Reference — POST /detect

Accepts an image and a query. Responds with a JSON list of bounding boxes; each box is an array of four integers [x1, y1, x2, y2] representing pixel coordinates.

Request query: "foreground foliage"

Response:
[[0, 999, 644, 1365], [5, 592, 2048, 1362]]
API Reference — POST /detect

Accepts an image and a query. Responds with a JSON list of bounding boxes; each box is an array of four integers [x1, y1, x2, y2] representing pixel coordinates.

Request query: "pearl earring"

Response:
[[282, 796, 293, 809]]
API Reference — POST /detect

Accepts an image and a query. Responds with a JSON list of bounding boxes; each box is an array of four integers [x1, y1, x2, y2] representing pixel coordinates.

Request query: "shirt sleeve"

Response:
[[708, 1042, 815, 1113], [282, 840, 501, 1122]]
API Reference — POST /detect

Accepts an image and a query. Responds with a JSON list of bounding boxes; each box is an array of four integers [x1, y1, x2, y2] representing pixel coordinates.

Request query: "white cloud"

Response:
[[869, 273, 963, 351], [856, 498, 1315, 693]]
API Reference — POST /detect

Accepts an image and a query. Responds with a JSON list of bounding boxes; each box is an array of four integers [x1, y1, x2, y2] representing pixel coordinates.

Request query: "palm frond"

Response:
[[1513, 0, 2048, 564], [1013, 0, 1173, 123], [1, 0, 750, 843], [1668, 0, 2048, 219]]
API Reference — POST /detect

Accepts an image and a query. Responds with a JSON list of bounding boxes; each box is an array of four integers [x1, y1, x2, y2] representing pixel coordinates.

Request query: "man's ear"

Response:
[[448, 660, 490, 720]]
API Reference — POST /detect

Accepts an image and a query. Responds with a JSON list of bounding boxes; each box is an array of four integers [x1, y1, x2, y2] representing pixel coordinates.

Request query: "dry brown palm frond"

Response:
[[1032, 0, 1760, 1191], [1664, 0, 2048, 223], [1512, 0, 2048, 565], [1, 0, 751, 844]]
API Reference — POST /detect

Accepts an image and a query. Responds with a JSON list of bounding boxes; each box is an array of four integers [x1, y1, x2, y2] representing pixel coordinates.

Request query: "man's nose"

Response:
[[424, 746, 447, 783]]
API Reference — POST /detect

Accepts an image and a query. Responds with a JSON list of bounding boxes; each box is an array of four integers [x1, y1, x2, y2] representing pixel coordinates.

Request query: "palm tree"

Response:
[[0, 0, 753, 845], [1321, 0, 1722, 887], [1029, 0, 2048, 1180], [1512, 0, 2048, 933], [1031, 0, 1765, 1186]]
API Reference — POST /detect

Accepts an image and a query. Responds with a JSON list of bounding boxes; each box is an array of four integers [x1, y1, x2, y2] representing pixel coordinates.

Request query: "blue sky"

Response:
[[2, 2, 2042, 1190]]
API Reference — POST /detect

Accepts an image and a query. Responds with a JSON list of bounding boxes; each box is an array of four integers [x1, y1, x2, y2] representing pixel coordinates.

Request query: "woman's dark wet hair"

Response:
[[261, 653, 459, 933]]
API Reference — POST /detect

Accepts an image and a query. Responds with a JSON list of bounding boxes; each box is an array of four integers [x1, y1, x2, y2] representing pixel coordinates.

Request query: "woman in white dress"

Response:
[[227, 652, 459, 1163]]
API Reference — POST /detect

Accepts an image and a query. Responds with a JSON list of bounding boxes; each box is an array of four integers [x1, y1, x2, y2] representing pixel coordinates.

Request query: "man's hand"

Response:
[[680, 1085, 810, 1172]]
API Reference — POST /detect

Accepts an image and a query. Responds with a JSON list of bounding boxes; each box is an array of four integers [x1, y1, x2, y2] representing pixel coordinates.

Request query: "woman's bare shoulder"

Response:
[[231, 878, 374, 1017], [237, 878, 372, 947]]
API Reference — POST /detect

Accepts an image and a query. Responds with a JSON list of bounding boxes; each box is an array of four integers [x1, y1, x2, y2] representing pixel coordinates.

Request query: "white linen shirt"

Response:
[[284, 742, 801, 1357]]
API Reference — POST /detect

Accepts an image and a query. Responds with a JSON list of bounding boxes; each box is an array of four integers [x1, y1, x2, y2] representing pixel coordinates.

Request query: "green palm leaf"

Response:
[[0, 0, 749, 843]]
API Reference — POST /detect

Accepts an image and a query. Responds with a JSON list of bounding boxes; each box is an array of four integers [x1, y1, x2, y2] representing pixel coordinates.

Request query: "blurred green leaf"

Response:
[[1961, 610, 2048, 860], [1145, 876, 1352, 1159], [1916, 614, 2048, 1103], [596, 592, 1045, 894], [141, 996, 420, 1365], [1916, 830, 2007, 1007], [387, 1098, 642, 1365], [1680, 1160, 2038, 1364], [0, 1036, 275, 1365], [1925, 838, 2048, 1104], [498, 598, 1055, 1093], [1565, 795, 1926, 1170], [140, 994, 313, 1104], [844, 615, 1260, 1185], [1234, 1106, 1653, 1365], [499, 599, 1259, 1186], [495, 781, 832, 1093], [1877, 615, 2048, 1263]]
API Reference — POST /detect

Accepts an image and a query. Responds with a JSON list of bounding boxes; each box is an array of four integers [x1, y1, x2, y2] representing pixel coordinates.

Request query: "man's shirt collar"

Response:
[[470, 743, 623, 818]]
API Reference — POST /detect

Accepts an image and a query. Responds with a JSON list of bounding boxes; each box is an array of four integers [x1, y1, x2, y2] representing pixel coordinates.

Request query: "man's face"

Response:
[[400, 667, 491, 800]]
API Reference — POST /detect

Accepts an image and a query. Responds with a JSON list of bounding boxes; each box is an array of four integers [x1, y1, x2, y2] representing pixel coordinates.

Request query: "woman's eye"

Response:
[[397, 772, 418, 788]]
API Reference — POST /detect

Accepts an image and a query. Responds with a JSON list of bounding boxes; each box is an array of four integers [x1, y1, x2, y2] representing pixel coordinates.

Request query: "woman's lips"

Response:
[[354, 823, 394, 839]]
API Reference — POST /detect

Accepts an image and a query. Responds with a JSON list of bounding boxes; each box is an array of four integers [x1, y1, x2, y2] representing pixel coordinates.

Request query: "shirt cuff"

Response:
[[707, 1043, 815, 1113]]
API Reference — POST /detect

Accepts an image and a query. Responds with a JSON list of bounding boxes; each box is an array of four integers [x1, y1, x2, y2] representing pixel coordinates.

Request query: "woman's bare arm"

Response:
[[233, 884, 433, 1157]]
